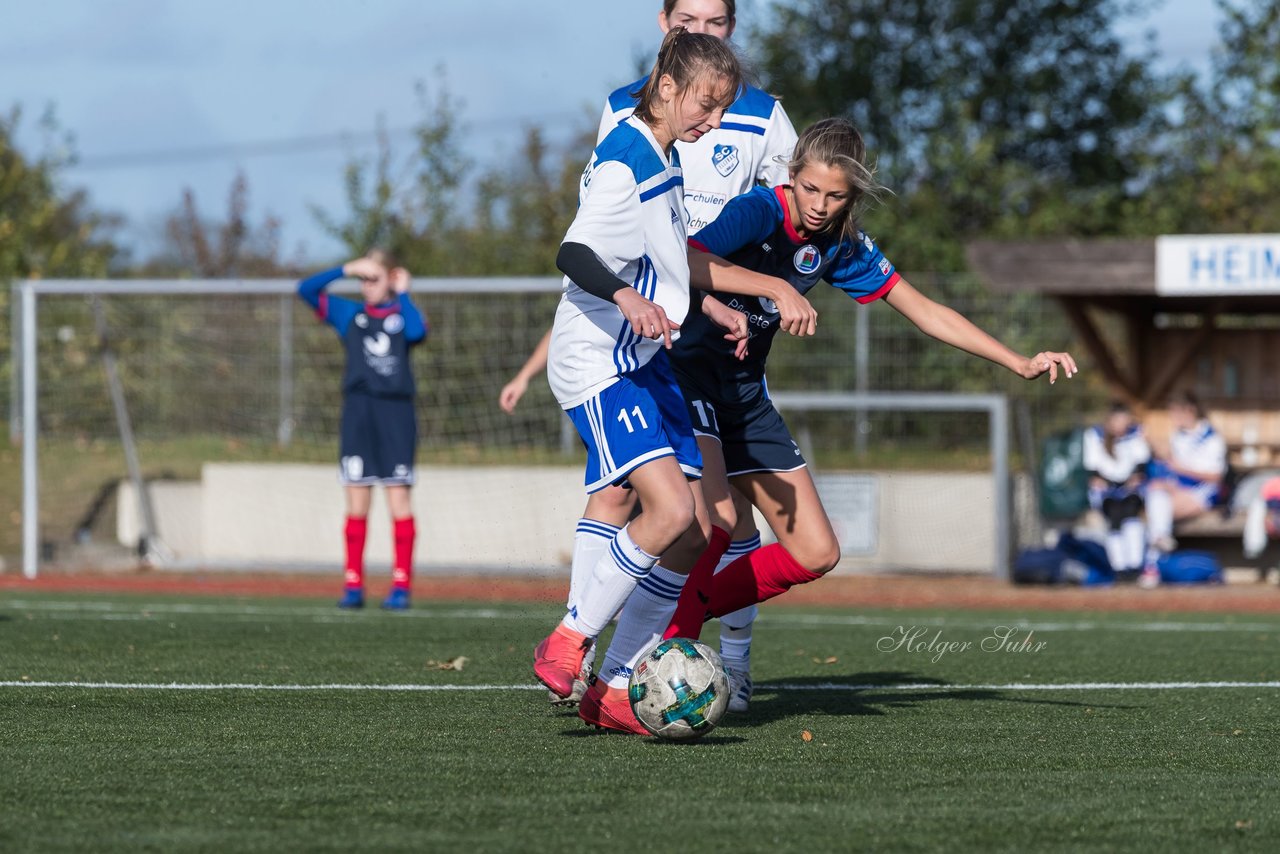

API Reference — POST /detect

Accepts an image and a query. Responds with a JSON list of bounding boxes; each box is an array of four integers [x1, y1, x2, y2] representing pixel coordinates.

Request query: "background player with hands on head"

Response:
[[297, 249, 428, 611]]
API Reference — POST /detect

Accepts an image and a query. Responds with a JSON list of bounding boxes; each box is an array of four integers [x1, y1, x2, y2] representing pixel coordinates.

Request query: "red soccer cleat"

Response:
[[533, 623, 592, 699], [578, 678, 649, 735]]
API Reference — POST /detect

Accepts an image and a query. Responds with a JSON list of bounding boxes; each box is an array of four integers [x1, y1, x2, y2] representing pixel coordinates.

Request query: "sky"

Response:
[[4, 0, 1225, 267]]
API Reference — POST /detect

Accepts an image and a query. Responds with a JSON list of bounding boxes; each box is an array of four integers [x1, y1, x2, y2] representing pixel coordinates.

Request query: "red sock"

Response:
[[392, 516, 416, 590], [344, 516, 367, 590], [706, 543, 821, 617], [663, 526, 731, 641]]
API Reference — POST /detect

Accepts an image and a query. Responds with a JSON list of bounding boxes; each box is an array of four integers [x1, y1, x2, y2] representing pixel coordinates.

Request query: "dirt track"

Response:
[[4, 569, 1280, 614]]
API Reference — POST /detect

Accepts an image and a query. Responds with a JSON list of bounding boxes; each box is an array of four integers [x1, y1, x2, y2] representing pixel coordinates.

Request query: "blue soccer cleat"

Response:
[[381, 587, 411, 610], [337, 588, 365, 609]]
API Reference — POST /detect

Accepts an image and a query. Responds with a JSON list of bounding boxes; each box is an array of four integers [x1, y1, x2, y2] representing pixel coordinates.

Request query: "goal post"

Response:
[[768, 391, 1011, 579], [11, 277, 1059, 579]]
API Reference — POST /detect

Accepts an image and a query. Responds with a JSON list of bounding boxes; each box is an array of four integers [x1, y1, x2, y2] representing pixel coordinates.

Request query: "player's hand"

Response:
[[769, 283, 818, 337], [701, 296, 749, 360], [615, 289, 680, 349], [343, 257, 383, 280], [499, 377, 528, 414], [1020, 351, 1078, 384], [390, 267, 411, 294]]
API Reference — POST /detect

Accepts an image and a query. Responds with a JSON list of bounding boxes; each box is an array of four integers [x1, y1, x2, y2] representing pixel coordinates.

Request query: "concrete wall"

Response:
[[119, 464, 1004, 573]]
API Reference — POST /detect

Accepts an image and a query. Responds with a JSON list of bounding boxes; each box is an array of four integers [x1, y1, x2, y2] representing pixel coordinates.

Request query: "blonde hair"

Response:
[[787, 118, 887, 250], [632, 26, 743, 125]]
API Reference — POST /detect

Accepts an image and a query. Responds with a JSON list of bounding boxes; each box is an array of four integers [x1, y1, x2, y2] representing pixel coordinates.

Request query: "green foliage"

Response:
[[0, 106, 120, 280]]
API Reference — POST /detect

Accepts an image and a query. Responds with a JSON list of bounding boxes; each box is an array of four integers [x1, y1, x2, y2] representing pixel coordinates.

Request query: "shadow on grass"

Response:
[[738, 670, 1132, 726]]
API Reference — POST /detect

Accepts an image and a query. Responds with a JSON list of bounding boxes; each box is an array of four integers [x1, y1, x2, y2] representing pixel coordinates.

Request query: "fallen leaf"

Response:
[[427, 656, 469, 671], [801, 730, 813, 743], [1235, 820, 1253, 830], [823, 656, 838, 665], [1232, 729, 1243, 736]]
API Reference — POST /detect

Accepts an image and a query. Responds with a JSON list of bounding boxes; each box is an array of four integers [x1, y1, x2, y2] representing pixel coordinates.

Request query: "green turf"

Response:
[[2, 592, 1278, 852]]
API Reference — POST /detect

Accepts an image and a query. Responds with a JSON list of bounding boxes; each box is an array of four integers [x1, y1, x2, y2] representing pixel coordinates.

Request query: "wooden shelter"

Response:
[[967, 236, 1280, 469]]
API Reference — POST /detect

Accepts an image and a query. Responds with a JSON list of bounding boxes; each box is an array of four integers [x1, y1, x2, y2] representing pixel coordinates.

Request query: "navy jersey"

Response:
[[673, 186, 899, 381], [298, 267, 428, 398]]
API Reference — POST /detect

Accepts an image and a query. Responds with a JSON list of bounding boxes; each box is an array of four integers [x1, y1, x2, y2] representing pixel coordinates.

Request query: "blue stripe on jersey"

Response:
[[595, 121, 670, 187], [610, 538, 651, 579], [731, 85, 779, 120], [638, 175, 683, 202], [607, 79, 643, 113], [718, 121, 766, 136]]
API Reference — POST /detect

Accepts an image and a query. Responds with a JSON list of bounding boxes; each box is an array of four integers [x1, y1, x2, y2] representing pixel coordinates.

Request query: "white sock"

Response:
[[718, 535, 760, 661], [568, 518, 619, 611], [1146, 489, 1174, 543], [1104, 531, 1127, 573], [565, 525, 657, 639], [1121, 518, 1146, 571], [600, 565, 686, 688]]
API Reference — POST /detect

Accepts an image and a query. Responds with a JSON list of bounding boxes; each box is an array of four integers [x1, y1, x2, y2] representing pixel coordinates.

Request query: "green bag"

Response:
[[1040, 427, 1089, 519]]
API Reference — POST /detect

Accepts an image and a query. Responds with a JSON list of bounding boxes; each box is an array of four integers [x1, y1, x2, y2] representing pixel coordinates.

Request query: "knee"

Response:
[[795, 537, 841, 576], [649, 493, 696, 541]]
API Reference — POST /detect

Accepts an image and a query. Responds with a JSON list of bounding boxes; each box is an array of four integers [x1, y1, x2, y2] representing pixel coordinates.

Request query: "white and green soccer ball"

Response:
[[628, 637, 730, 741]]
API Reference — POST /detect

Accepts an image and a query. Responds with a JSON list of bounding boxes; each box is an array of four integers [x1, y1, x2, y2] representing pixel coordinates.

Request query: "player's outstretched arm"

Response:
[[884, 277, 1078, 384], [499, 328, 552, 413]]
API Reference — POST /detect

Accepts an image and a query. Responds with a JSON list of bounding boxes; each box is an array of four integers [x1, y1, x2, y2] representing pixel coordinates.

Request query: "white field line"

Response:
[[1, 680, 1279, 693], [3, 599, 1278, 633]]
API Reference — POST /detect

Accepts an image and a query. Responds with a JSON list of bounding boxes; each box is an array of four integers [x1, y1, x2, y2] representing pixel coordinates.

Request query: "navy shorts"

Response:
[[565, 351, 702, 493], [672, 364, 806, 477], [339, 393, 417, 485]]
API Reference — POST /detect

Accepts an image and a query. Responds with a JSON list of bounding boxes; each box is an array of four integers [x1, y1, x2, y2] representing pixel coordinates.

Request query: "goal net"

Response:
[[7, 276, 1093, 577]]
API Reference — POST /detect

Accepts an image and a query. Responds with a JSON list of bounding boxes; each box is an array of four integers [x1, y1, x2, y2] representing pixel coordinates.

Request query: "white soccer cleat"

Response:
[[722, 656, 753, 714]]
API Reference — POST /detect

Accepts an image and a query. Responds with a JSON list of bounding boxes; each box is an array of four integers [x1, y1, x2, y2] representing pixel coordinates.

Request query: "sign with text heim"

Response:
[[1156, 234, 1280, 296]]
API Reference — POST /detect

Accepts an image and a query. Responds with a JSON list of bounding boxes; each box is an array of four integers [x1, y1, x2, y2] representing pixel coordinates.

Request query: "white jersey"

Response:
[[1170, 420, 1227, 487], [599, 78, 797, 233], [1083, 425, 1151, 484], [549, 116, 690, 409]]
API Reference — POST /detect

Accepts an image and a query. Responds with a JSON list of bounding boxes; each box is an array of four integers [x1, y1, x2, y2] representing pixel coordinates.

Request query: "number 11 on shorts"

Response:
[[617, 406, 649, 433]]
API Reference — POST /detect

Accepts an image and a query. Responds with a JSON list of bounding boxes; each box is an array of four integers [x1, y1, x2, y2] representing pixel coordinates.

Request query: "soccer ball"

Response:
[[628, 637, 730, 741]]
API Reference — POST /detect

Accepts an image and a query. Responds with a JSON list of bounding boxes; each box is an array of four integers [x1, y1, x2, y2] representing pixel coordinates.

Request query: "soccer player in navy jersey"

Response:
[[499, 0, 795, 709], [297, 249, 428, 610], [532, 28, 750, 734], [660, 118, 1078, 641]]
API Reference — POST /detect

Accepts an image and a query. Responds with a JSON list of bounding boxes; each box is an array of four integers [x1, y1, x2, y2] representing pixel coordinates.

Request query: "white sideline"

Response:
[[2, 680, 1279, 693], [5, 600, 1280, 633]]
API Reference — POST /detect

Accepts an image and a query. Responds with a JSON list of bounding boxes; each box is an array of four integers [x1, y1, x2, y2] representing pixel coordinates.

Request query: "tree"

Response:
[[749, 0, 1174, 268], [1123, 0, 1280, 234], [138, 171, 298, 277], [0, 106, 121, 280]]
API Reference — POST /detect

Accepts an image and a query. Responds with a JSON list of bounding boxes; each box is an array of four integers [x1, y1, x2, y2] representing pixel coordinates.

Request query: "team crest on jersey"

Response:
[[383, 313, 404, 335], [879, 258, 892, 275], [793, 244, 821, 274], [364, 332, 392, 357], [711, 144, 740, 177], [355, 314, 369, 328], [760, 297, 778, 316]]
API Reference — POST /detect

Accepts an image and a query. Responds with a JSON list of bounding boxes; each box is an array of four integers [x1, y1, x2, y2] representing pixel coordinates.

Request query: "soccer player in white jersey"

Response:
[[1142, 390, 1227, 586], [499, 0, 796, 710], [533, 28, 747, 734]]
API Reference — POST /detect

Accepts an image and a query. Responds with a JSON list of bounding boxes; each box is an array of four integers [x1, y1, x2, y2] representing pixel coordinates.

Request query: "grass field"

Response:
[[2, 591, 1278, 852]]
